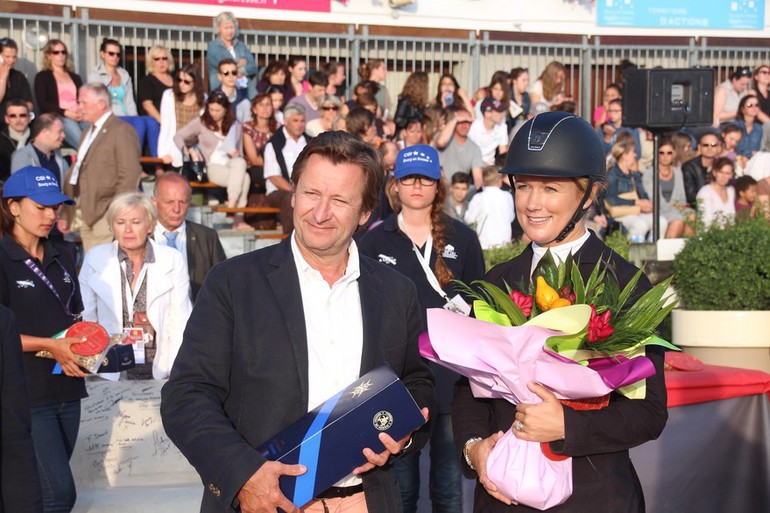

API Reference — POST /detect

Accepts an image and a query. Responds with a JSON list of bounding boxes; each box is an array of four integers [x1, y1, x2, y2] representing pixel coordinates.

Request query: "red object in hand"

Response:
[[66, 322, 109, 356], [508, 289, 533, 317]]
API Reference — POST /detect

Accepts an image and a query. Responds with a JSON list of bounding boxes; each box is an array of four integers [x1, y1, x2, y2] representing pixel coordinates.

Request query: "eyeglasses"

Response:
[[759, 70, 770, 75], [607, 109, 622, 113], [658, 150, 674, 155], [50, 49, 67, 56], [220, 69, 237, 76], [700, 142, 719, 147], [399, 175, 437, 186], [178, 77, 193, 85], [154, 56, 169, 61], [745, 102, 759, 108], [321, 105, 339, 111], [7, 113, 29, 119], [106, 51, 120, 57]]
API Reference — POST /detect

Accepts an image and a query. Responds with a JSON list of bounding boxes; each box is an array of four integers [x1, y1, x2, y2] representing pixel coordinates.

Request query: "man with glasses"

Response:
[[682, 130, 722, 208], [0, 99, 32, 181], [213, 58, 249, 121], [0, 38, 34, 126]]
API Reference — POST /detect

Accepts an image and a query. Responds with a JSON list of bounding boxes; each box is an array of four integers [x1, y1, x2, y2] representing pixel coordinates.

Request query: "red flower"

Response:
[[509, 290, 533, 317], [587, 304, 614, 343], [560, 286, 577, 304]]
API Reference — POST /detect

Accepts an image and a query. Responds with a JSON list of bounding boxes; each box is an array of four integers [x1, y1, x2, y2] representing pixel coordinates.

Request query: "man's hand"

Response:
[[467, 432, 515, 506], [236, 461, 307, 513], [352, 407, 429, 475]]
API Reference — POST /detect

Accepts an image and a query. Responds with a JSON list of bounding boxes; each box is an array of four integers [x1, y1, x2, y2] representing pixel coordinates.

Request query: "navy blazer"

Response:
[[184, 221, 226, 302], [161, 238, 434, 513]]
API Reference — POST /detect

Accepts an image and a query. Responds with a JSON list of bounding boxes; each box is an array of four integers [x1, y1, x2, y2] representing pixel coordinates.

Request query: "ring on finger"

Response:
[[514, 421, 524, 432]]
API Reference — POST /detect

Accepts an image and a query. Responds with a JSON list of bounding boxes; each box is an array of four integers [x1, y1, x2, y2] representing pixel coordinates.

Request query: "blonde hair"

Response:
[[146, 45, 175, 74], [482, 166, 502, 187], [106, 192, 157, 233], [41, 39, 72, 72]]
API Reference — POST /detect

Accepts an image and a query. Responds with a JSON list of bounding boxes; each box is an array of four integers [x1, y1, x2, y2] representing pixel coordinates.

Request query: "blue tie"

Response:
[[164, 231, 178, 249]]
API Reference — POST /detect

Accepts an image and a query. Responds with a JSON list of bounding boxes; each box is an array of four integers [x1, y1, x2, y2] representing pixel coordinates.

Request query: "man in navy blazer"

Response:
[[161, 131, 433, 513]]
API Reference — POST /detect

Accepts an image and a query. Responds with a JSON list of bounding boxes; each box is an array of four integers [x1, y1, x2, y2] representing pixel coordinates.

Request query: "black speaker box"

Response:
[[622, 68, 714, 128]]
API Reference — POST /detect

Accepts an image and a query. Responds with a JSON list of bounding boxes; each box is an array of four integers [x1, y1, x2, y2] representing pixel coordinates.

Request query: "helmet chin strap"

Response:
[[552, 177, 596, 244], [506, 174, 596, 245]]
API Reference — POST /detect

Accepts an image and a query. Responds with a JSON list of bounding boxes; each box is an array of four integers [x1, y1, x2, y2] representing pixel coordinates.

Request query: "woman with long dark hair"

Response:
[[394, 71, 429, 135], [158, 63, 205, 169], [0, 166, 83, 512], [242, 93, 278, 191], [174, 91, 251, 230], [433, 73, 473, 114], [359, 145, 484, 513]]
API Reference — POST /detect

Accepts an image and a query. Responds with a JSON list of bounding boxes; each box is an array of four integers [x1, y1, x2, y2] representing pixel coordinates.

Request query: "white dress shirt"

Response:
[[263, 127, 308, 194], [291, 234, 364, 487]]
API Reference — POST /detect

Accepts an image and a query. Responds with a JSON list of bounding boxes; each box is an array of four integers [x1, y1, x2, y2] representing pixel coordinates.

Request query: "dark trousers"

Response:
[[394, 413, 463, 513], [30, 400, 81, 512]]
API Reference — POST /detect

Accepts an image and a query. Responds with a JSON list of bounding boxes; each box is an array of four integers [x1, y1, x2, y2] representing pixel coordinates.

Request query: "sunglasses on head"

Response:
[[154, 56, 169, 61], [50, 49, 67, 56], [220, 69, 237, 76]]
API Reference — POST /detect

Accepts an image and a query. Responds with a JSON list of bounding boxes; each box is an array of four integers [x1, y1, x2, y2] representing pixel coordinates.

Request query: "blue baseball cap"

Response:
[[2, 166, 75, 206], [394, 145, 441, 180]]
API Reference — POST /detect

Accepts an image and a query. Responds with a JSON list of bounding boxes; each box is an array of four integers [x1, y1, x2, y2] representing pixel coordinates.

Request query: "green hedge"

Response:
[[672, 217, 770, 310]]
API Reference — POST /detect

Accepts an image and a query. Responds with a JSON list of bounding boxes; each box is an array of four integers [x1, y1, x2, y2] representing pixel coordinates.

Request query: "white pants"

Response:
[[207, 157, 249, 208], [617, 213, 668, 241]]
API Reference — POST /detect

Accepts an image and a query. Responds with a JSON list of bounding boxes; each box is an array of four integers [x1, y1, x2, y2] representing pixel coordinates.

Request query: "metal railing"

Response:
[[3, 7, 770, 120]]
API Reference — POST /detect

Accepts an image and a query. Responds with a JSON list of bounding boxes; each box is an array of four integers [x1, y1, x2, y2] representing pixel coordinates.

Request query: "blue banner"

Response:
[[598, 0, 765, 30]]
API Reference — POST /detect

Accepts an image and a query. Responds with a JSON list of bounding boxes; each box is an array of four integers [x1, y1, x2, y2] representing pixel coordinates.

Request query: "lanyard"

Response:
[[121, 260, 149, 320], [398, 213, 449, 303], [23, 257, 78, 319]]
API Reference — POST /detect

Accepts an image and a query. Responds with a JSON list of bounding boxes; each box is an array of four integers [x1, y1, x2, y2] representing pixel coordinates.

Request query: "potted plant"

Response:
[[671, 215, 770, 371]]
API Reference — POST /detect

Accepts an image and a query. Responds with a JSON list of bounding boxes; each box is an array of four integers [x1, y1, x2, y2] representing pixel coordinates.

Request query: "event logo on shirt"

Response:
[[442, 244, 458, 260], [16, 279, 35, 288], [378, 254, 397, 266]]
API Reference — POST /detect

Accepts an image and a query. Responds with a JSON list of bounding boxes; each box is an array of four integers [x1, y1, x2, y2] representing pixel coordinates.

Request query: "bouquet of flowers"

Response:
[[419, 251, 679, 510]]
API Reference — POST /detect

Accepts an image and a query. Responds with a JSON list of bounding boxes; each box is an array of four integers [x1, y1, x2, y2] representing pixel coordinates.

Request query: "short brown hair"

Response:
[[291, 131, 384, 214]]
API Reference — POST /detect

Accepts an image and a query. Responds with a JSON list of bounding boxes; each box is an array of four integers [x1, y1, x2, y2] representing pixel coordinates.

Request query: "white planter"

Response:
[[672, 309, 770, 372]]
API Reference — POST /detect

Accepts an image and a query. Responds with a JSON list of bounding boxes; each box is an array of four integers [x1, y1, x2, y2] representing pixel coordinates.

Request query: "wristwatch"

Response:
[[463, 437, 483, 471]]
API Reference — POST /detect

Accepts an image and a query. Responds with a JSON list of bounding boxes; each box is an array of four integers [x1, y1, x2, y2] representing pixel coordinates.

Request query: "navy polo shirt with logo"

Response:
[[0, 235, 87, 407], [358, 213, 485, 413]]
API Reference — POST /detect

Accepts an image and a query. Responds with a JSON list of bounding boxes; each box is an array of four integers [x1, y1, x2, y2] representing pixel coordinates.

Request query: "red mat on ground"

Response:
[[665, 364, 770, 407]]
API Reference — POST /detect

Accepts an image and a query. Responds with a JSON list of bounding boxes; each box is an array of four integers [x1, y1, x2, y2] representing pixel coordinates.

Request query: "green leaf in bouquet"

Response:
[[617, 268, 644, 312], [473, 300, 513, 326], [571, 263, 586, 304], [533, 250, 559, 289], [524, 304, 591, 353], [473, 281, 528, 326], [545, 331, 587, 353]]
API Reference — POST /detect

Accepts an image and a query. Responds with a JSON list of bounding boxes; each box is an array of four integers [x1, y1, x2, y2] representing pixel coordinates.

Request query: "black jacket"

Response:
[[681, 157, 709, 208], [452, 232, 668, 513], [161, 238, 434, 512], [0, 305, 43, 513]]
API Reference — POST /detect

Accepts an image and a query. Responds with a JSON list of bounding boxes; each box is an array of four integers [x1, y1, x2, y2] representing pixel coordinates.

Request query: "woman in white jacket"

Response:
[[79, 192, 192, 380]]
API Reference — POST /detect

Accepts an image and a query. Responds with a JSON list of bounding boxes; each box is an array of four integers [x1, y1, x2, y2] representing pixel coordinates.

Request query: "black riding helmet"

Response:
[[501, 111, 606, 243]]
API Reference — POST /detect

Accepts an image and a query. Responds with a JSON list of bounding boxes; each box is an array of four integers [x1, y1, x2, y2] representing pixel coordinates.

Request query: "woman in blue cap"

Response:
[[0, 165, 86, 512], [453, 112, 667, 512], [358, 145, 485, 513]]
